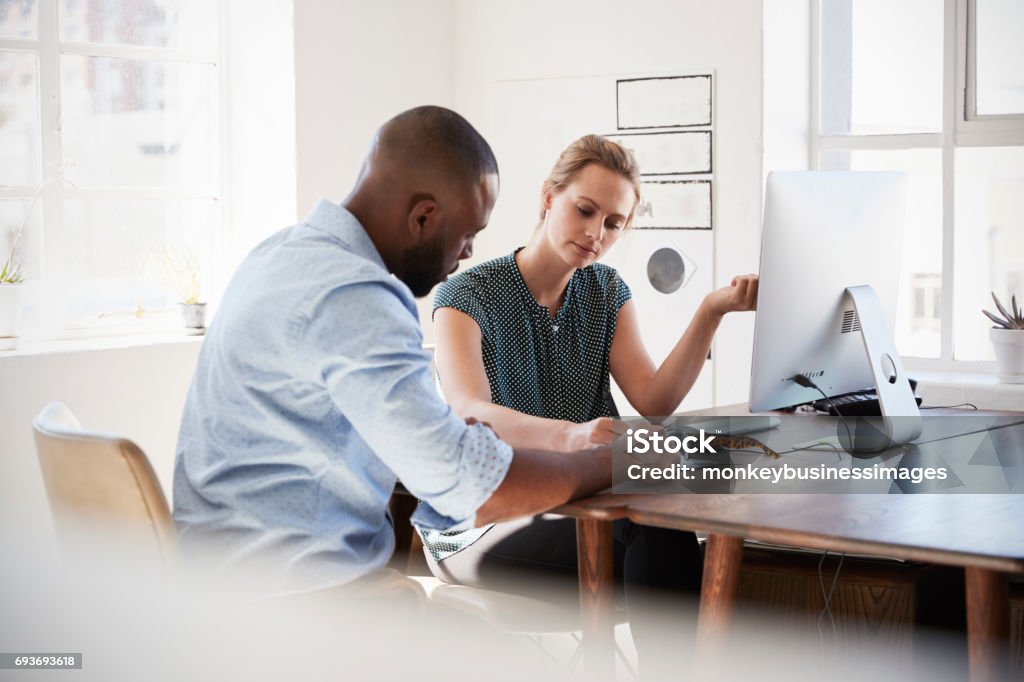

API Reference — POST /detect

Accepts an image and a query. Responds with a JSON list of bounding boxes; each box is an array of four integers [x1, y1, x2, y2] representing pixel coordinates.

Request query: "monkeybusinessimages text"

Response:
[[624, 428, 950, 486]]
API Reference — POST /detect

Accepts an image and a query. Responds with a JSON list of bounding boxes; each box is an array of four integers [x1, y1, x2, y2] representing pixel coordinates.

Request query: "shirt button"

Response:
[[552, 325, 559, 332]]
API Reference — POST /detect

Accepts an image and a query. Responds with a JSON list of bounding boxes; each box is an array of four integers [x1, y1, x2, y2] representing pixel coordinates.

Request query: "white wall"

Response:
[[293, 0, 456, 216], [0, 340, 201, 556], [450, 0, 765, 406]]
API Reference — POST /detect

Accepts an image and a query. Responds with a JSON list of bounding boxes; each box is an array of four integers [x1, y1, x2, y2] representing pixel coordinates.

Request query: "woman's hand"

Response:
[[704, 274, 758, 317], [564, 417, 629, 450]]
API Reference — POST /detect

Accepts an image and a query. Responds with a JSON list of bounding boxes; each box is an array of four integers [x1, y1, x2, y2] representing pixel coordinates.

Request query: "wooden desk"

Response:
[[558, 408, 1024, 682]]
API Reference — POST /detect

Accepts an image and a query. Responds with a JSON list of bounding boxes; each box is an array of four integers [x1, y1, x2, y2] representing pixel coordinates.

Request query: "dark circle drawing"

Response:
[[647, 247, 685, 294]]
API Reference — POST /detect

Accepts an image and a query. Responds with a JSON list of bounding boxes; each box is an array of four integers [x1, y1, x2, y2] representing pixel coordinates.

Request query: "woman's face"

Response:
[[543, 163, 635, 269]]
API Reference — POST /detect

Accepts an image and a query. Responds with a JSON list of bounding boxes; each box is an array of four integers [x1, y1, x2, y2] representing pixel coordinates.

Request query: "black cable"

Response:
[[793, 377, 1022, 448], [920, 402, 978, 410], [792, 373, 856, 451]]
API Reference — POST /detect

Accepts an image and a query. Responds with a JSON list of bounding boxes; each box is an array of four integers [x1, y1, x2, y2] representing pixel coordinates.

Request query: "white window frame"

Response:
[[960, 0, 1024, 133], [810, 0, 1024, 374], [0, 0, 226, 336]]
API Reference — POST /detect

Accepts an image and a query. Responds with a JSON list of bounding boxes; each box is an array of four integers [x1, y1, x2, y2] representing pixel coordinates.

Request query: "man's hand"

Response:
[[704, 274, 758, 317]]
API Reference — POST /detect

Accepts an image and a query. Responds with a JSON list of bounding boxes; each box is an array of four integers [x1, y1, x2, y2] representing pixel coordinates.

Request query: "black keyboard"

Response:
[[811, 380, 921, 417]]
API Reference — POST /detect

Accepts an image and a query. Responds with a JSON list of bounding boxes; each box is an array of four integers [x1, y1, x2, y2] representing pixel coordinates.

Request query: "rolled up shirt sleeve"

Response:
[[410, 423, 512, 531], [303, 278, 513, 530]]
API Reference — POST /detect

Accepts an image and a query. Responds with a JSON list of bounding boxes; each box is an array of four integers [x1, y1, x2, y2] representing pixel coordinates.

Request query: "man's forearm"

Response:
[[453, 398, 579, 452], [474, 446, 612, 526]]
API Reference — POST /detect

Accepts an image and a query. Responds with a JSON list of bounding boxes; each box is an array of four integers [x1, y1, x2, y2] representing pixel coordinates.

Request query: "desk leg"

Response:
[[577, 518, 614, 679], [965, 567, 1009, 682], [696, 533, 744, 658]]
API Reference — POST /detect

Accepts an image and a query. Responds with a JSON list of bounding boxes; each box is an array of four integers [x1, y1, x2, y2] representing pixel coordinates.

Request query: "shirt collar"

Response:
[[303, 198, 388, 272]]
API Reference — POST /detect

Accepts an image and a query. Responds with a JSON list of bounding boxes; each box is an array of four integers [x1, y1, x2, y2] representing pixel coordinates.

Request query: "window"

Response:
[[813, 0, 1024, 369], [970, 0, 1024, 117], [0, 0, 221, 335]]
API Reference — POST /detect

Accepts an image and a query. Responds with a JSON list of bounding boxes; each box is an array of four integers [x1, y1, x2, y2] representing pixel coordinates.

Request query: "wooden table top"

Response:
[[557, 405, 1024, 574], [558, 493, 1024, 573]]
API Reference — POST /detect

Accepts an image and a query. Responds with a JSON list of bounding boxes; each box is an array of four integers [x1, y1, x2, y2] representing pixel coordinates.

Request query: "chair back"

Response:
[[32, 402, 178, 568]]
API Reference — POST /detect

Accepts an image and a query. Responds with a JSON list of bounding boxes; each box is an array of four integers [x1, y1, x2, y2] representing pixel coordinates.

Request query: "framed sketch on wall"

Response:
[[633, 180, 712, 230], [616, 75, 713, 129], [607, 131, 712, 176]]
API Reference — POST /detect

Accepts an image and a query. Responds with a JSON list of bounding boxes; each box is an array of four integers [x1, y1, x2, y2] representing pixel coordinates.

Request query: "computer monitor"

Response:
[[749, 171, 921, 434]]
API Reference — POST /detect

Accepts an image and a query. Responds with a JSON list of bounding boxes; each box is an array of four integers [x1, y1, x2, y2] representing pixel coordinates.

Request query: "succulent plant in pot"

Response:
[[145, 245, 206, 331], [982, 292, 1024, 383]]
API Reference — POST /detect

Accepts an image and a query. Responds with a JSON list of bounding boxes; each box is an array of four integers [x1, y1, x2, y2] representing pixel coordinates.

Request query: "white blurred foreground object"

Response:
[[0, 526, 979, 682]]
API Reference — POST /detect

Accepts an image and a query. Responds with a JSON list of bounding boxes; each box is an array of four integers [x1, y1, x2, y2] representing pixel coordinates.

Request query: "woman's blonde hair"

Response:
[[540, 134, 641, 225]]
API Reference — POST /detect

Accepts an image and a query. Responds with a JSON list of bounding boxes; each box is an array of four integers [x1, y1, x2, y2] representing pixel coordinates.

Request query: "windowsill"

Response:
[[0, 331, 205, 359], [914, 370, 1024, 411]]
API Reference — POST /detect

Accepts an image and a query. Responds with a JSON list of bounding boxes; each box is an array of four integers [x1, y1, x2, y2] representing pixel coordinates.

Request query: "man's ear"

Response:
[[407, 195, 438, 238]]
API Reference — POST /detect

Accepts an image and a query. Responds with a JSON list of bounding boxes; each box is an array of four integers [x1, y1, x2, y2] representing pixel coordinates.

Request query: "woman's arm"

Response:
[[434, 307, 624, 451], [610, 275, 758, 416]]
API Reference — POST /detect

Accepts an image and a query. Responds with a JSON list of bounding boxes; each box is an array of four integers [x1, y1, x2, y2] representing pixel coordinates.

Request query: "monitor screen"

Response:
[[749, 171, 909, 412]]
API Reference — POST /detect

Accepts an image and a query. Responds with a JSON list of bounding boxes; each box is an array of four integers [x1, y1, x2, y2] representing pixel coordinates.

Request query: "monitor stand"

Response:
[[845, 285, 923, 449]]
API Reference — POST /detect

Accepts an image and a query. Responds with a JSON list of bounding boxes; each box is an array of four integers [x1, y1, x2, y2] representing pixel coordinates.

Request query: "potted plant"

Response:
[[146, 245, 206, 331], [0, 174, 79, 349], [0, 235, 25, 350], [983, 291, 1024, 383]]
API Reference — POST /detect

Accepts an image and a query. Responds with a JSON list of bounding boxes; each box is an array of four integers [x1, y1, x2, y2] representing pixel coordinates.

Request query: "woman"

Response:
[[422, 134, 757, 663]]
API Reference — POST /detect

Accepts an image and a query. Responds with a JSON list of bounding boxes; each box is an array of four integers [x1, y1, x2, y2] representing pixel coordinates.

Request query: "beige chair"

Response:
[[32, 402, 178, 569]]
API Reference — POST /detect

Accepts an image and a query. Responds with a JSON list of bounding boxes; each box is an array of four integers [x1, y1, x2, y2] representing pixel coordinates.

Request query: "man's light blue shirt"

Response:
[[173, 199, 513, 593]]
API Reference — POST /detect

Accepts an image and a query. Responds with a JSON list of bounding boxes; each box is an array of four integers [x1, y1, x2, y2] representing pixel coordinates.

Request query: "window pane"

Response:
[[820, 149, 943, 358], [59, 0, 217, 51], [954, 147, 1024, 361], [820, 0, 943, 134], [62, 196, 215, 317], [0, 51, 41, 186], [60, 55, 217, 191], [975, 0, 1024, 116], [0, 0, 37, 38]]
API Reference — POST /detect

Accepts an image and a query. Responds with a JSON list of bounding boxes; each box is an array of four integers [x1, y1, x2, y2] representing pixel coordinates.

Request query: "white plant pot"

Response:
[[179, 302, 207, 330], [990, 327, 1024, 384], [0, 284, 24, 350]]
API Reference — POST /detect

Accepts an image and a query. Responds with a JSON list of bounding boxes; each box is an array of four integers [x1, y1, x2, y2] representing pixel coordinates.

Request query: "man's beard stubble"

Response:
[[398, 230, 451, 298]]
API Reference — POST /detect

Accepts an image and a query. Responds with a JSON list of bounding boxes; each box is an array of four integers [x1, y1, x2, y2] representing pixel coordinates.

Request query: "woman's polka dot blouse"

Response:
[[418, 248, 632, 561]]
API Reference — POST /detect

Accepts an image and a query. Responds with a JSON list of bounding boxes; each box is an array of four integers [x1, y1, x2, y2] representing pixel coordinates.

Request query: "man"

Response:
[[173, 106, 611, 593]]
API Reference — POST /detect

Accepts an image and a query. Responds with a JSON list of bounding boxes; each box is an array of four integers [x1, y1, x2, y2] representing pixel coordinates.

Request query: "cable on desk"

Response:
[[792, 374, 856, 451], [816, 550, 846, 659]]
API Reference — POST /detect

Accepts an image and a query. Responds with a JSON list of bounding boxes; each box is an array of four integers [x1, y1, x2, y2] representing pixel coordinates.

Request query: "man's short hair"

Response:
[[379, 106, 499, 185]]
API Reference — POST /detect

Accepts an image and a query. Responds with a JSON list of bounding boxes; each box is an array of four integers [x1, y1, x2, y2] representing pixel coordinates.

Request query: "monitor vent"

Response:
[[841, 309, 861, 334]]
